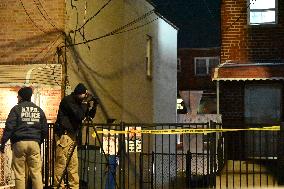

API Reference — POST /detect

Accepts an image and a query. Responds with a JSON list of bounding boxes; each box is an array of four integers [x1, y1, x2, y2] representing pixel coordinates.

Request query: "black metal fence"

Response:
[[41, 122, 281, 189]]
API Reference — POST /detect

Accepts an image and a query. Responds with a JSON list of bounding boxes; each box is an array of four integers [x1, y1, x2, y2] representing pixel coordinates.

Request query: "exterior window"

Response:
[[245, 84, 281, 124], [194, 57, 219, 76], [177, 58, 181, 72], [249, 0, 277, 25], [146, 35, 152, 78], [244, 84, 281, 158]]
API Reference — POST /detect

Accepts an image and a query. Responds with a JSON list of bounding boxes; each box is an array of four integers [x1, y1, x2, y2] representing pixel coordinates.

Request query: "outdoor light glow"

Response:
[[6, 92, 17, 109], [177, 98, 183, 103], [0, 89, 18, 122], [250, 0, 275, 9]]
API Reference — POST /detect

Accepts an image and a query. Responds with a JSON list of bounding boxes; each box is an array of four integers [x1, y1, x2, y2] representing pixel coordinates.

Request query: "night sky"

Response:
[[151, 0, 220, 48]]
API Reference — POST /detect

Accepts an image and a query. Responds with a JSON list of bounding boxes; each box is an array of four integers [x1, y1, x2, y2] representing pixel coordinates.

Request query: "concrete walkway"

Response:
[[216, 160, 279, 188]]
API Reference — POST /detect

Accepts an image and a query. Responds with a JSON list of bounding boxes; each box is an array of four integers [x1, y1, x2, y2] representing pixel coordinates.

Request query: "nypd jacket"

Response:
[[55, 93, 96, 136], [1, 101, 48, 145]]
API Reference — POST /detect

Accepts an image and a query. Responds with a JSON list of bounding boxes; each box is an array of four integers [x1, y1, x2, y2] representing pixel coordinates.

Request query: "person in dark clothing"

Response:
[[54, 83, 98, 189], [0, 86, 48, 189]]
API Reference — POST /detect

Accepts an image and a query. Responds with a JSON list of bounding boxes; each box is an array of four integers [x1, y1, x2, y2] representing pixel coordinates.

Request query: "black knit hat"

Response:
[[18, 87, 33, 101], [74, 83, 87, 95]]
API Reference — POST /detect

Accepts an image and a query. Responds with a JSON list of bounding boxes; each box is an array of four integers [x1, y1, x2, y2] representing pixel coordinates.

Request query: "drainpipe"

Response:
[[25, 68, 36, 85], [217, 80, 220, 116], [25, 67, 41, 106]]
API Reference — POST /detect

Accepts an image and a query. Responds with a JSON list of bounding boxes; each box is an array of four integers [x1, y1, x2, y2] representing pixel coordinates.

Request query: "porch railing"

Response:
[[0, 122, 282, 188]]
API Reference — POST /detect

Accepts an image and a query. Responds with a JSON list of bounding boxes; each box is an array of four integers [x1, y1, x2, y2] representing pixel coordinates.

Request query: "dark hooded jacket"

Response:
[[1, 101, 48, 145], [55, 93, 96, 136]]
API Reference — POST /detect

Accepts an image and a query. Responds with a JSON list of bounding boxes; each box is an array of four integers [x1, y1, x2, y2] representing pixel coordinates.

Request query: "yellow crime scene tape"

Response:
[[91, 125, 280, 138]]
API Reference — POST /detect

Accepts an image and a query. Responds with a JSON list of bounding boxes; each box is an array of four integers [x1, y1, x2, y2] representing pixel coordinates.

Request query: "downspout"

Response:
[[213, 66, 220, 121], [25, 68, 36, 85], [25, 67, 41, 106], [217, 80, 220, 115]]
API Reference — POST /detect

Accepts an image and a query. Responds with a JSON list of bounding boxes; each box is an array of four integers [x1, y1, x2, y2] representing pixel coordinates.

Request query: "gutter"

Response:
[[212, 62, 284, 81], [219, 62, 284, 68]]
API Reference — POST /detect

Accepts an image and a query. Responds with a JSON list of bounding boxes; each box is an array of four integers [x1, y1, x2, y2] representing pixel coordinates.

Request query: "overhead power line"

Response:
[[33, 34, 62, 61], [19, 0, 48, 34], [65, 10, 155, 47], [66, 18, 158, 47], [76, 0, 113, 32], [33, 0, 60, 31]]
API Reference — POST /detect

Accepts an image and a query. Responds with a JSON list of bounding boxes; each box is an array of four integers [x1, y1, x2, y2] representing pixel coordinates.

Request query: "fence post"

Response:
[[151, 151, 154, 189], [278, 122, 284, 185], [119, 121, 125, 189], [186, 150, 192, 188], [44, 124, 50, 188], [209, 121, 217, 188]]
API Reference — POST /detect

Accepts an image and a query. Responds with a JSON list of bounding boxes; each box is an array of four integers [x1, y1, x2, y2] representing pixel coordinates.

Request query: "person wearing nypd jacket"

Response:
[[0, 86, 48, 189], [54, 83, 97, 189]]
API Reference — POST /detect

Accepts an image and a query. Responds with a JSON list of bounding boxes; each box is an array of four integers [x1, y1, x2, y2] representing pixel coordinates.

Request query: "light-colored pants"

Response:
[[12, 141, 43, 189], [54, 134, 79, 189]]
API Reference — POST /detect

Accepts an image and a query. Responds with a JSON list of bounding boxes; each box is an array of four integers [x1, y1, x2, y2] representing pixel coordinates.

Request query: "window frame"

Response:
[[194, 57, 219, 76], [146, 35, 152, 79], [248, 0, 278, 25], [177, 58, 182, 72]]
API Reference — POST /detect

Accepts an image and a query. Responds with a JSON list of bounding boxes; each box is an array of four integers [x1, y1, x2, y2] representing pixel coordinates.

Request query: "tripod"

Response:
[[55, 129, 80, 189], [55, 117, 120, 189]]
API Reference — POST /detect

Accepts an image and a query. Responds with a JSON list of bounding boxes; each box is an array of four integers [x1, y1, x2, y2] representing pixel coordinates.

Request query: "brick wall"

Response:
[[219, 81, 244, 127], [221, 0, 284, 63], [37, 87, 61, 123], [0, 87, 61, 123], [220, 80, 284, 127], [0, 0, 65, 64], [220, 0, 284, 128], [178, 48, 220, 90]]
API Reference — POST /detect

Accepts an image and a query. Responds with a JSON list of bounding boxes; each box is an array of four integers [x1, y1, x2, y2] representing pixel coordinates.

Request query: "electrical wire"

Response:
[[76, 0, 113, 32], [33, 0, 60, 31], [19, 0, 48, 34], [66, 17, 158, 47], [36, 0, 61, 28], [33, 34, 62, 61], [65, 11, 156, 47], [115, 18, 159, 35], [110, 10, 154, 34]]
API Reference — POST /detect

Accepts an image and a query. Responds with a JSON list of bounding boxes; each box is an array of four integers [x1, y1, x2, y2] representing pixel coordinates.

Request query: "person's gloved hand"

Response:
[[0, 144, 5, 153]]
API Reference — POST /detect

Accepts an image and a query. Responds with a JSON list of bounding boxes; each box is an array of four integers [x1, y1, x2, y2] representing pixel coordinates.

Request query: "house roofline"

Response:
[[219, 62, 284, 68], [212, 62, 284, 81], [178, 47, 220, 50], [144, 0, 156, 7], [154, 11, 179, 30], [144, 0, 179, 30]]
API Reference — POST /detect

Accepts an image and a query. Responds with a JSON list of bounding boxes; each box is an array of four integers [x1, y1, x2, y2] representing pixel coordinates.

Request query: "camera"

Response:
[[84, 94, 99, 106]]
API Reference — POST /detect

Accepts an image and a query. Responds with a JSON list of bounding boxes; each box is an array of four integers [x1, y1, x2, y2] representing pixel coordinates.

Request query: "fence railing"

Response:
[[1, 122, 282, 188]]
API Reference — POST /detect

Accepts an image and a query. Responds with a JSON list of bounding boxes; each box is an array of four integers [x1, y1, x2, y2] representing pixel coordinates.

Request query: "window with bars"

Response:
[[248, 0, 277, 25], [194, 57, 219, 76]]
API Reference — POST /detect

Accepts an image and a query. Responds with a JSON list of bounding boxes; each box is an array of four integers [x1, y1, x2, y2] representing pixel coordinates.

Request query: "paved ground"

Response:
[[216, 160, 279, 188]]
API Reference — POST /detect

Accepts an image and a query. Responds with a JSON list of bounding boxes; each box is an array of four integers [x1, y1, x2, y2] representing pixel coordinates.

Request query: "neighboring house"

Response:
[[213, 0, 284, 158], [0, 0, 178, 188], [65, 0, 178, 124], [0, 0, 177, 124], [65, 2, 178, 187], [177, 48, 221, 175], [0, 0, 64, 123], [177, 48, 220, 115]]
